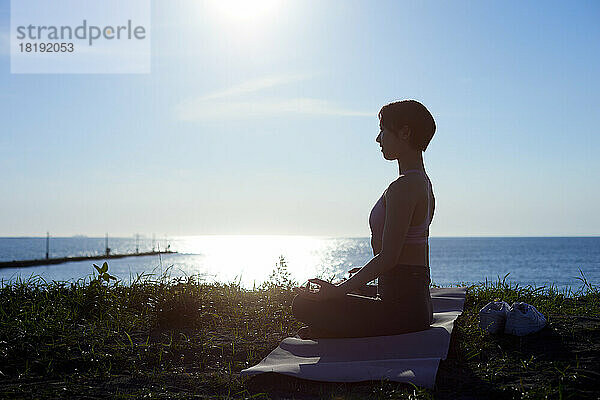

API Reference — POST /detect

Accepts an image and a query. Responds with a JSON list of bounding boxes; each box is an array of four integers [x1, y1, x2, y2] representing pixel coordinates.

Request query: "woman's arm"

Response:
[[371, 236, 381, 256], [339, 177, 420, 294]]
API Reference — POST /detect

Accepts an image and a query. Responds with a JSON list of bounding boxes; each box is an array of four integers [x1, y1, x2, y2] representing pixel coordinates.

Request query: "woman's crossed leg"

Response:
[[291, 289, 430, 339]]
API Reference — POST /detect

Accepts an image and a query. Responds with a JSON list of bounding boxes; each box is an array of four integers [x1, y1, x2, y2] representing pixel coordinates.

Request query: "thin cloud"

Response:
[[176, 97, 374, 120], [197, 73, 312, 101], [174, 74, 374, 121]]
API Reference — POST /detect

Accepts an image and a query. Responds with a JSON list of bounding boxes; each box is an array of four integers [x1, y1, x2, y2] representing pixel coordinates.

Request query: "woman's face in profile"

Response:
[[377, 120, 411, 160], [377, 121, 399, 160]]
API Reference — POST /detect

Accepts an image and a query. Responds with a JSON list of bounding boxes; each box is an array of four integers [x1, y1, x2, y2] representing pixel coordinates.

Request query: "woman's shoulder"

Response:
[[388, 173, 423, 190], [385, 174, 428, 202]]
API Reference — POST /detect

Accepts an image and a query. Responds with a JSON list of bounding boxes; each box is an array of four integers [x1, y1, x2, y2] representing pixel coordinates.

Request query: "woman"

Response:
[[291, 99, 436, 339]]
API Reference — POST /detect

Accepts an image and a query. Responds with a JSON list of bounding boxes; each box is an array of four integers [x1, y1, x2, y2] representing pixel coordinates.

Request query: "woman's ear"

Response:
[[399, 125, 411, 140]]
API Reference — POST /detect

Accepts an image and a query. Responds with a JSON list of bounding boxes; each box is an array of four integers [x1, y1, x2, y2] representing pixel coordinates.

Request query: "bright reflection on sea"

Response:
[[168, 235, 372, 289]]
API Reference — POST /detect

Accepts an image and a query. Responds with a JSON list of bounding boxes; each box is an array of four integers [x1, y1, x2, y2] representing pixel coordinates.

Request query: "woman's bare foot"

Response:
[[295, 326, 314, 339]]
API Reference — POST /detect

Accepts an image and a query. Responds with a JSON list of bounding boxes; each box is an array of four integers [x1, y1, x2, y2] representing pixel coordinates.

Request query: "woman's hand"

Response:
[[292, 278, 345, 302], [348, 267, 361, 275]]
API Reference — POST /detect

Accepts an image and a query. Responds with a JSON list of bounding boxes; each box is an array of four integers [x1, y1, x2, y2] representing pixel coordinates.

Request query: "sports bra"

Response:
[[369, 169, 433, 245]]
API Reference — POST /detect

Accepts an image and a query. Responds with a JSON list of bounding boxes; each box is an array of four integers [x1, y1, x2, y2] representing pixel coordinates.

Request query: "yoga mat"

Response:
[[240, 287, 467, 389]]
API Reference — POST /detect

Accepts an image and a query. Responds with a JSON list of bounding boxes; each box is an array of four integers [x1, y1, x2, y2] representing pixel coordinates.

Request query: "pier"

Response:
[[0, 250, 177, 269]]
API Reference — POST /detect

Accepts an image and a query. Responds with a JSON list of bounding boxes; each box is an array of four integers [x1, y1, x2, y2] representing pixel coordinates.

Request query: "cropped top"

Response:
[[369, 169, 433, 245]]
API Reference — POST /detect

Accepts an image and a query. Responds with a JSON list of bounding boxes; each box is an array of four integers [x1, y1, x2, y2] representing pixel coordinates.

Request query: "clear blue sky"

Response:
[[1, 0, 599, 237]]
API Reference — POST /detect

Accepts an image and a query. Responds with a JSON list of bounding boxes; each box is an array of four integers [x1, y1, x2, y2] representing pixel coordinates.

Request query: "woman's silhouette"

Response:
[[292, 99, 436, 339]]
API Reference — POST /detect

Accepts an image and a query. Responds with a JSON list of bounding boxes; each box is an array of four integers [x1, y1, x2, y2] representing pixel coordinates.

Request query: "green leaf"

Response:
[[101, 262, 108, 273], [125, 331, 134, 348]]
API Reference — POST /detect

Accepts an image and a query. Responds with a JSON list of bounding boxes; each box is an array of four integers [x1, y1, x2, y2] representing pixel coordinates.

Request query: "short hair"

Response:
[[378, 100, 436, 151]]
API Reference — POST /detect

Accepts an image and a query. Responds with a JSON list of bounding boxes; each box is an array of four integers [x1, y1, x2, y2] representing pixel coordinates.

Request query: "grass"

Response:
[[0, 258, 598, 399]]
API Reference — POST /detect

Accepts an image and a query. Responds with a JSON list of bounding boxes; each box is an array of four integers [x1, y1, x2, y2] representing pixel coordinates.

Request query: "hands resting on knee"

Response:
[[337, 267, 378, 297], [292, 267, 378, 298]]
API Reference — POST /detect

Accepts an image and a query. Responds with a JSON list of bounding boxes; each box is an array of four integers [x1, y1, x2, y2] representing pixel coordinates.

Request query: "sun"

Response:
[[208, 0, 281, 23]]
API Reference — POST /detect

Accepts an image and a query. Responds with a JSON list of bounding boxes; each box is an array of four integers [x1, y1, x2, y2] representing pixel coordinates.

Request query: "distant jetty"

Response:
[[0, 250, 177, 269]]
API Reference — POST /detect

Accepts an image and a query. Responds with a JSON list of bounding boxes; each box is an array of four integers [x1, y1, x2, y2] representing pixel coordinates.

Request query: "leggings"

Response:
[[291, 264, 433, 338]]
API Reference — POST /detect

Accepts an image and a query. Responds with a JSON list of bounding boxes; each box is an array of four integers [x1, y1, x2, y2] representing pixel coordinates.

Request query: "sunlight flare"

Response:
[[207, 0, 281, 24]]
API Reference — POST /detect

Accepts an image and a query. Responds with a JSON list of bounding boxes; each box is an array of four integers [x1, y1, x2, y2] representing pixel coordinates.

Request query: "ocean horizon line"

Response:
[[1, 234, 599, 239]]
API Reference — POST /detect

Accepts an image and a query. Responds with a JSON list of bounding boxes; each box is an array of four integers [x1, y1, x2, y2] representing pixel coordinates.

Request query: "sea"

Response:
[[1, 236, 599, 292]]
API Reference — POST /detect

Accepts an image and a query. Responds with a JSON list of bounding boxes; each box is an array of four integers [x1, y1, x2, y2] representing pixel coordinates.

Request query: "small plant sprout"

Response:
[[92, 262, 117, 284]]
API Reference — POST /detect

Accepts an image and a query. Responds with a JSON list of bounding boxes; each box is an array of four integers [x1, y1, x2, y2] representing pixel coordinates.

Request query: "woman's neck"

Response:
[[398, 152, 425, 175]]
